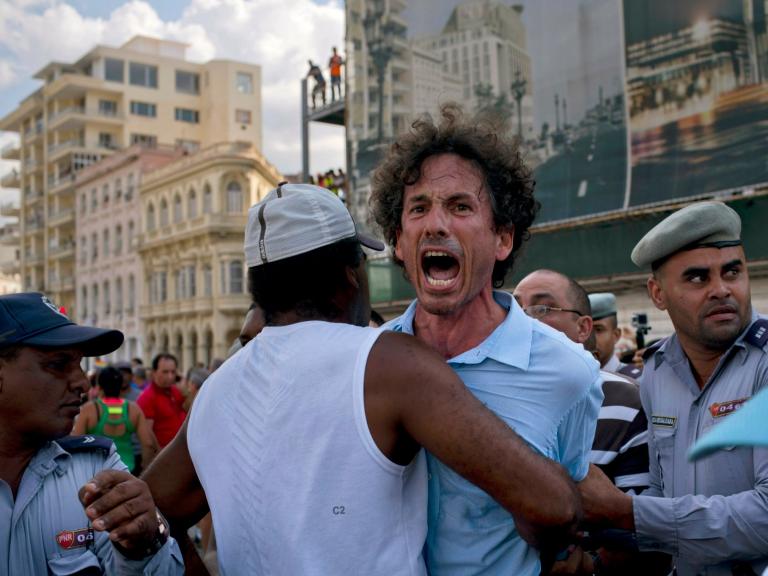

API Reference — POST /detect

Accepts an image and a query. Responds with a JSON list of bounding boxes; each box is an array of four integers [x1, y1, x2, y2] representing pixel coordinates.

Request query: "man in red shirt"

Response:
[[137, 353, 186, 448]]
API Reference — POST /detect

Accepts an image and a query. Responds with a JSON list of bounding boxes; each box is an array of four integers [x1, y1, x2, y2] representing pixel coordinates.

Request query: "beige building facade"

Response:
[[139, 142, 282, 371], [74, 145, 182, 363], [0, 35, 265, 317]]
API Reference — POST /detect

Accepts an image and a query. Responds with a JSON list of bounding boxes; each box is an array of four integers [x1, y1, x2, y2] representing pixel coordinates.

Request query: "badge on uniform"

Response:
[[709, 397, 749, 419], [56, 528, 94, 550], [651, 415, 676, 428]]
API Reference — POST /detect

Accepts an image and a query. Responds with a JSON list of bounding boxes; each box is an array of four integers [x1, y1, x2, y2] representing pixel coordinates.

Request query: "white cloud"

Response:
[[0, 0, 345, 174]]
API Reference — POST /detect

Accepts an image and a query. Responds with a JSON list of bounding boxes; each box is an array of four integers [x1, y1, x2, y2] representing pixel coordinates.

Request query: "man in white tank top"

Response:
[[143, 183, 582, 575]]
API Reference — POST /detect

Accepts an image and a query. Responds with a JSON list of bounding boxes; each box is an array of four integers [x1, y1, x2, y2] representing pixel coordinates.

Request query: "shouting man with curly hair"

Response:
[[371, 103, 604, 576]]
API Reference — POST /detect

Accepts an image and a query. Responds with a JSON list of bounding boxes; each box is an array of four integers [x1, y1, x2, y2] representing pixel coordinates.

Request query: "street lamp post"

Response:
[[510, 70, 527, 139], [363, 0, 395, 143], [555, 93, 560, 131]]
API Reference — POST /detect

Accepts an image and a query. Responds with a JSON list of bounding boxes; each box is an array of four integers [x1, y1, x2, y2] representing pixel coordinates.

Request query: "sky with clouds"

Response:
[[0, 0, 345, 208]]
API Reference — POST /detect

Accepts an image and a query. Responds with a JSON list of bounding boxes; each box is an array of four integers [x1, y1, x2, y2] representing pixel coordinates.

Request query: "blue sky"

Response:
[[0, 0, 345, 204]]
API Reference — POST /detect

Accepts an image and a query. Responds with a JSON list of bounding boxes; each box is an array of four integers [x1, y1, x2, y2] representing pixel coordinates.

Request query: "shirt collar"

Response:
[[604, 354, 621, 373], [28, 441, 72, 478], [387, 291, 532, 369], [652, 310, 762, 369]]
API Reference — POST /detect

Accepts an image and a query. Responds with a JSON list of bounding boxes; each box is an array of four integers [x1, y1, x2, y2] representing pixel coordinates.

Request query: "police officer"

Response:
[[0, 293, 183, 575], [589, 292, 642, 378], [579, 201, 768, 576]]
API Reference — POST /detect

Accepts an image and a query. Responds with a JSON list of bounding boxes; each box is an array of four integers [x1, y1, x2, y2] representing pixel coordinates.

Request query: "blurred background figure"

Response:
[[73, 365, 158, 474]]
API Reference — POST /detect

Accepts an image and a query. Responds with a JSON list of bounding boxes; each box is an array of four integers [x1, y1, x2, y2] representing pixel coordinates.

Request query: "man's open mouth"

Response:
[[422, 250, 460, 287]]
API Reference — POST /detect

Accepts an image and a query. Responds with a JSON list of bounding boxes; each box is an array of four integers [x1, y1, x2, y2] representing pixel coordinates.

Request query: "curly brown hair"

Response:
[[369, 102, 539, 288]]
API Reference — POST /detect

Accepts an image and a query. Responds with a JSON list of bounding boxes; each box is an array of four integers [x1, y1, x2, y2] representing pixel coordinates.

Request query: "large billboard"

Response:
[[345, 0, 768, 225]]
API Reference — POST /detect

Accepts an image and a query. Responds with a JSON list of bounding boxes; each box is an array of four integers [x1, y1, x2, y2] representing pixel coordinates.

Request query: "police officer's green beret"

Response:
[[588, 293, 616, 320], [631, 201, 742, 269]]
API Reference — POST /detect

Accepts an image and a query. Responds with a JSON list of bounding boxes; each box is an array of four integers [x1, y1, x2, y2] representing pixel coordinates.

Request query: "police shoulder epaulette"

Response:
[[56, 435, 114, 455], [642, 337, 667, 361], [744, 319, 768, 350]]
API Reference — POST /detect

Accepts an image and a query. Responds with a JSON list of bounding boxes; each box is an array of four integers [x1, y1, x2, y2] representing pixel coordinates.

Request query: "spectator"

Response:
[[73, 366, 158, 474], [137, 353, 186, 449]]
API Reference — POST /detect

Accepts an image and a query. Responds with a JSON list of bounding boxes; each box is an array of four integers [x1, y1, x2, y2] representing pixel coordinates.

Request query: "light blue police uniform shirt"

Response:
[[0, 437, 183, 576], [386, 291, 603, 575], [633, 314, 768, 576]]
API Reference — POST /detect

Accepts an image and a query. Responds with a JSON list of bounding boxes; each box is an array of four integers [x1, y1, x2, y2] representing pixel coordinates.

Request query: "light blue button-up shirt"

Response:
[[0, 439, 183, 576], [386, 291, 603, 576]]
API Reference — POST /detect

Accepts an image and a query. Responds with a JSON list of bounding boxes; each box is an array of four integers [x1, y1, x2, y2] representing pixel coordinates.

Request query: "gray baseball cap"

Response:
[[244, 183, 384, 267], [631, 201, 741, 269]]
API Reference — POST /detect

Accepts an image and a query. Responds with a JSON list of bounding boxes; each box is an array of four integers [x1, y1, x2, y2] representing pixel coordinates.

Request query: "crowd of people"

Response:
[[2, 102, 767, 576]]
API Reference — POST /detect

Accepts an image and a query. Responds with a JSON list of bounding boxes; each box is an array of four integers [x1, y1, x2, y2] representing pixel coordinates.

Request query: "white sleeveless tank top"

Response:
[[187, 321, 428, 576]]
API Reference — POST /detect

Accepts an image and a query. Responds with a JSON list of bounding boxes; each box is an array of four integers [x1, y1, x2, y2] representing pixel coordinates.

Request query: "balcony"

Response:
[[23, 124, 44, 143], [0, 203, 19, 218], [48, 275, 75, 292], [24, 187, 44, 204], [0, 228, 19, 246], [48, 207, 75, 227], [48, 241, 75, 260], [47, 173, 76, 195], [24, 251, 44, 266], [1, 169, 20, 188], [24, 217, 45, 234], [0, 260, 20, 275], [48, 105, 124, 132], [23, 158, 42, 172], [1, 142, 20, 160], [47, 138, 85, 160]]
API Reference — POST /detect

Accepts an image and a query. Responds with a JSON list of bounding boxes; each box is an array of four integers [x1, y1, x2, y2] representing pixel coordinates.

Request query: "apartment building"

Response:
[[0, 35, 264, 316], [0, 213, 21, 295], [138, 141, 281, 370], [74, 145, 183, 362]]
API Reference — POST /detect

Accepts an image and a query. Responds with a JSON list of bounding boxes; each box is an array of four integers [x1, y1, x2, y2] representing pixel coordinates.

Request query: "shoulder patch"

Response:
[[744, 319, 768, 349], [642, 337, 666, 361], [56, 435, 114, 455]]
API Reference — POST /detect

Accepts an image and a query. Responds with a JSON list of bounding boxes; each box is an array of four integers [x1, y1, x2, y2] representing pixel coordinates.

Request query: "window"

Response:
[[80, 236, 87, 265], [187, 188, 197, 219], [80, 193, 86, 215], [91, 232, 98, 260], [235, 109, 252, 125], [130, 101, 157, 117], [203, 183, 212, 214], [115, 178, 122, 201], [126, 174, 135, 200], [115, 277, 123, 315], [115, 225, 123, 255], [129, 62, 158, 88], [174, 108, 199, 123], [130, 134, 157, 148], [173, 194, 182, 223], [103, 280, 111, 315], [175, 70, 200, 94], [146, 203, 156, 231], [175, 269, 185, 300], [226, 181, 243, 213], [92, 284, 99, 321], [103, 229, 110, 257], [187, 265, 196, 297], [203, 265, 212, 296], [159, 199, 169, 226], [127, 275, 135, 312], [99, 132, 115, 150], [175, 139, 200, 153], [105, 58, 124, 83], [98, 99, 117, 117], [102, 184, 110, 205], [81, 286, 88, 321], [90, 188, 97, 211], [236, 72, 253, 94], [159, 271, 167, 303], [229, 260, 243, 294], [127, 220, 135, 248]]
